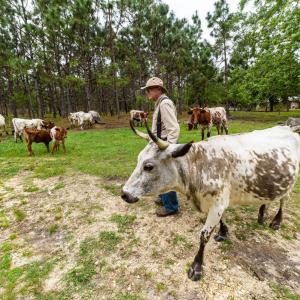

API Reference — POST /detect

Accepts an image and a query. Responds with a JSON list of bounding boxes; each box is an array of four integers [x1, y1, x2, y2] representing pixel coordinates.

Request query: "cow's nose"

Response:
[[121, 191, 139, 203]]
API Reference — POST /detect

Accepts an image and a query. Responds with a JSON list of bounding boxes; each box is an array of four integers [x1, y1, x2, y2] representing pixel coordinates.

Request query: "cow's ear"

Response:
[[55, 127, 60, 131], [172, 142, 193, 158], [187, 110, 193, 115], [66, 127, 70, 130]]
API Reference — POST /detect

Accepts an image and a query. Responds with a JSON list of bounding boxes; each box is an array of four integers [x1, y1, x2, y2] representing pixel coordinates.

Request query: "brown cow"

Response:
[[50, 126, 68, 154], [23, 128, 52, 156], [41, 121, 55, 129], [130, 110, 149, 127], [188, 107, 228, 140]]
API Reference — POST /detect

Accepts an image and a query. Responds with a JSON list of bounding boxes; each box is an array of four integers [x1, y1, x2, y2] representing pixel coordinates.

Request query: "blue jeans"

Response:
[[160, 191, 178, 212]]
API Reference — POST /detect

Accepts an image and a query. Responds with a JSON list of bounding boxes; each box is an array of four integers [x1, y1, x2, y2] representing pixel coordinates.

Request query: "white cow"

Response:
[[12, 118, 44, 143], [122, 122, 300, 281], [88, 110, 101, 124], [0, 114, 9, 139], [68, 111, 85, 127], [78, 112, 93, 130]]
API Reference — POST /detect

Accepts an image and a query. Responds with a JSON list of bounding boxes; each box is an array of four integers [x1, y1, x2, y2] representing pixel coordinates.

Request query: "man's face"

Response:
[[146, 87, 163, 101]]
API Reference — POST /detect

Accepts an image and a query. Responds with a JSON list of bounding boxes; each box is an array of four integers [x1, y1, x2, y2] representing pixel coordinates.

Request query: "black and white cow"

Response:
[[121, 122, 300, 281]]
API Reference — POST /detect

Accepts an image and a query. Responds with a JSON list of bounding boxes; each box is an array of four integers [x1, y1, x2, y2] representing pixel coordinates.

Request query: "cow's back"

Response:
[[208, 126, 300, 203]]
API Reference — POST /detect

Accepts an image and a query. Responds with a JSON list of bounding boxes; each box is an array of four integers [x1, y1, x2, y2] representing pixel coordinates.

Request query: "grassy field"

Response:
[[2, 110, 299, 180], [0, 111, 300, 299]]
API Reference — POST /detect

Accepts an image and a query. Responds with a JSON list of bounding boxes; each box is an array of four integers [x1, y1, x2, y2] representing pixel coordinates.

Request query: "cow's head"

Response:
[[42, 121, 55, 129], [121, 121, 193, 203], [55, 127, 68, 140]]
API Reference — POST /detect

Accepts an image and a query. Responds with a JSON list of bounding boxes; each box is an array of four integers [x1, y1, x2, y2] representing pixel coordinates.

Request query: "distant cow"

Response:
[[41, 121, 55, 129], [88, 110, 101, 124], [130, 110, 149, 127], [69, 111, 85, 127], [122, 122, 300, 281], [50, 126, 68, 154], [24, 128, 52, 156], [0, 114, 9, 140], [12, 118, 45, 143], [188, 107, 228, 140], [78, 112, 94, 130]]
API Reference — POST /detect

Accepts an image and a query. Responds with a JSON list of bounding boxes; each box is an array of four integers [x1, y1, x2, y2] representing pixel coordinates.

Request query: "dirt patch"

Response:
[[230, 238, 300, 291], [0, 172, 299, 299]]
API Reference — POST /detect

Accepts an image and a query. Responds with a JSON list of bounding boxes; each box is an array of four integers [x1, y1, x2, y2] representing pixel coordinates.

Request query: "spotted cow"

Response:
[[121, 122, 300, 281], [130, 110, 149, 127]]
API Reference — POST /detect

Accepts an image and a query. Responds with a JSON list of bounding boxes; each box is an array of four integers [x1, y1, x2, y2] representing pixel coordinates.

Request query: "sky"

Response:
[[162, 0, 242, 41]]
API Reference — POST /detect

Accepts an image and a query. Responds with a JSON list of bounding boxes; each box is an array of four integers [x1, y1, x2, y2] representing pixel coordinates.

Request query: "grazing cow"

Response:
[[130, 110, 149, 127], [69, 111, 85, 127], [23, 128, 52, 156], [12, 118, 45, 143], [78, 112, 94, 130], [188, 107, 229, 140], [121, 122, 300, 281], [88, 110, 101, 124], [41, 121, 55, 129], [50, 126, 68, 154], [0, 114, 9, 140]]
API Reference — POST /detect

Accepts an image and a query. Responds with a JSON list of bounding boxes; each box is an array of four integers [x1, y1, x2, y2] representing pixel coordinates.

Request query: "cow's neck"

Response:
[[174, 143, 209, 195]]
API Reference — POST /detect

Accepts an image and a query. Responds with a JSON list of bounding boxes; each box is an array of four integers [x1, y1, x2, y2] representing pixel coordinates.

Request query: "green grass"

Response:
[[0, 241, 56, 299], [270, 282, 300, 300], [109, 214, 137, 232], [1, 111, 300, 181], [48, 224, 59, 235], [13, 208, 26, 222]]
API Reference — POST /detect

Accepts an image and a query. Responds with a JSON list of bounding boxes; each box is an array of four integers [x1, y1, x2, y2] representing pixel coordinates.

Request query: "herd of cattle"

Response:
[[0, 110, 101, 156]]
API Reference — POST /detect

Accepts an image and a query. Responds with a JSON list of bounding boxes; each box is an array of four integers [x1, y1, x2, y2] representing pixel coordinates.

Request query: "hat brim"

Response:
[[140, 85, 167, 93]]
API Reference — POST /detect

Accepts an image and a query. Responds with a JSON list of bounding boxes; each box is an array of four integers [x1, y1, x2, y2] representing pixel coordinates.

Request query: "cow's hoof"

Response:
[[269, 222, 280, 230], [257, 216, 265, 225], [214, 234, 227, 242], [188, 267, 202, 281]]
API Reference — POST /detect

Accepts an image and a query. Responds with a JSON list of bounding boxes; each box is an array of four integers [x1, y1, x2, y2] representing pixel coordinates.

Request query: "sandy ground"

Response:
[[0, 172, 299, 299]]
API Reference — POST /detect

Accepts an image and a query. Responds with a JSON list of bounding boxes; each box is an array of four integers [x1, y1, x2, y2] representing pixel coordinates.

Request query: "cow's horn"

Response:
[[130, 120, 150, 141], [144, 120, 169, 150]]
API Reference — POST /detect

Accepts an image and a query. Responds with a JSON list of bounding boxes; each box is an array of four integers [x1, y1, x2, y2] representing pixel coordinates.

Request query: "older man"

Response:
[[141, 77, 180, 216]]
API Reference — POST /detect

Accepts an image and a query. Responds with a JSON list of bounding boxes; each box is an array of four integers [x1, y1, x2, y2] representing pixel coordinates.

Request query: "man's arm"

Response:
[[160, 101, 180, 144]]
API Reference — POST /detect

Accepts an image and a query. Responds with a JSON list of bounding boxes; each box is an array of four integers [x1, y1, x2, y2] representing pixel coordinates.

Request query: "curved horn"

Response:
[[144, 120, 169, 150], [130, 120, 150, 141]]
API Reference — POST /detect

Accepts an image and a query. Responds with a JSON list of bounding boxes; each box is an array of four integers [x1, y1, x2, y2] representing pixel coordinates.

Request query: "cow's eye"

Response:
[[144, 163, 154, 171]]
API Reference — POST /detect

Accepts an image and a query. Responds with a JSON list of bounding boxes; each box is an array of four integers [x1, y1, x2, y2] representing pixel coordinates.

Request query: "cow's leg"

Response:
[[28, 141, 33, 156], [258, 204, 268, 225], [14, 131, 17, 143], [214, 218, 229, 242], [45, 142, 50, 153], [201, 125, 205, 140], [51, 141, 57, 154], [188, 192, 228, 281], [269, 198, 284, 230], [216, 124, 221, 135], [207, 124, 212, 138], [223, 121, 229, 135]]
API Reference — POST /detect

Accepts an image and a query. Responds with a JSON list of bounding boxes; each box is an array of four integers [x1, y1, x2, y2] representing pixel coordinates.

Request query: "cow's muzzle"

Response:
[[121, 191, 139, 203]]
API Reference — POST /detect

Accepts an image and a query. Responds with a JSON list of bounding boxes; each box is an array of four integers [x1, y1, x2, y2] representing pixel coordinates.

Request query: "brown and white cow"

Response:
[[130, 110, 149, 127], [121, 122, 300, 281], [188, 107, 228, 140], [50, 126, 68, 154], [23, 128, 52, 156]]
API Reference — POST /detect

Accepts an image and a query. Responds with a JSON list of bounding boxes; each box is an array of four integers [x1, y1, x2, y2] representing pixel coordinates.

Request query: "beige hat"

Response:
[[141, 77, 167, 93]]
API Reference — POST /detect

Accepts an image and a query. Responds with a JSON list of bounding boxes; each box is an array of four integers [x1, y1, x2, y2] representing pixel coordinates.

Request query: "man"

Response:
[[141, 77, 180, 217]]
